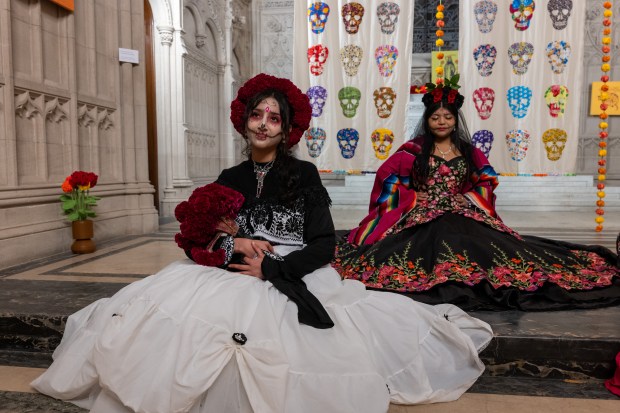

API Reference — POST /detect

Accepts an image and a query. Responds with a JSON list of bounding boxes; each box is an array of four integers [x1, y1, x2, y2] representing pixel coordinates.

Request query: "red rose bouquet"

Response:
[[60, 171, 100, 221], [174, 183, 245, 266]]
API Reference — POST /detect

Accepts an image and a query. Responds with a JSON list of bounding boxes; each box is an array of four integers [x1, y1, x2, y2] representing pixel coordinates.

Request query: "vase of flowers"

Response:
[[60, 171, 100, 254]]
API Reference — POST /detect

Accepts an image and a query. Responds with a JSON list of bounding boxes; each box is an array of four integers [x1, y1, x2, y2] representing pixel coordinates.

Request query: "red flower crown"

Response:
[[421, 74, 464, 109], [230, 73, 312, 148]]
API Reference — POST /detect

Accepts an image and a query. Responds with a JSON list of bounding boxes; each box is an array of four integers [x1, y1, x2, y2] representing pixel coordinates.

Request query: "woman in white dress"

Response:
[[31, 73, 493, 413]]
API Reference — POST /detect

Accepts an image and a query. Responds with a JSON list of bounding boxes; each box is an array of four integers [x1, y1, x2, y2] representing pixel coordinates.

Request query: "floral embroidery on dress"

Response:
[[383, 156, 520, 240], [333, 241, 618, 292]]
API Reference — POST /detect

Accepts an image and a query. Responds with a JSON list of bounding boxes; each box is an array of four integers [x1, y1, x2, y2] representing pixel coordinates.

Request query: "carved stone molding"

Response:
[[14, 90, 42, 119], [206, 0, 226, 56], [262, 1, 293, 9], [97, 108, 115, 130], [186, 130, 216, 148], [44, 97, 69, 123], [157, 25, 174, 46], [77, 103, 97, 127]]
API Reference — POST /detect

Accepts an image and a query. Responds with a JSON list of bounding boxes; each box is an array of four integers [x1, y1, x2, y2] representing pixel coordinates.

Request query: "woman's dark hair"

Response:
[[411, 101, 476, 188], [242, 89, 299, 204]]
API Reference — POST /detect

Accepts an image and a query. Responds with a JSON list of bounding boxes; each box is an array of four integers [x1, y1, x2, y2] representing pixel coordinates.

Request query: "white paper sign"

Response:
[[119, 48, 139, 64]]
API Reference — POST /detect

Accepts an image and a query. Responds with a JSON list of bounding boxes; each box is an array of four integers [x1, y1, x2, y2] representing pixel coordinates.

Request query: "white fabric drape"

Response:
[[459, 0, 585, 174], [293, 1, 414, 173]]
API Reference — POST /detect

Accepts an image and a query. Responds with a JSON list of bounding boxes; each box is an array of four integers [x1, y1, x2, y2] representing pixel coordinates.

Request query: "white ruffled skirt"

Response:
[[31, 251, 492, 413]]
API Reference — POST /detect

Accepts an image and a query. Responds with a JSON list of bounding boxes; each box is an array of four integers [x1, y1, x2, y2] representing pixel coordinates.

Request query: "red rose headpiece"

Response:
[[230, 73, 311, 148], [174, 183, 245, 267], [421, 74, 464, 109]]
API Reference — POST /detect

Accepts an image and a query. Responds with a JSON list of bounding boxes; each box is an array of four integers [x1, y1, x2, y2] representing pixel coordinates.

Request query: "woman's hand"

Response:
[[416, 191, 429, 202], [455, 194, 470, 207], [234, 238, 274, 258], [228, 243, 266, 279]]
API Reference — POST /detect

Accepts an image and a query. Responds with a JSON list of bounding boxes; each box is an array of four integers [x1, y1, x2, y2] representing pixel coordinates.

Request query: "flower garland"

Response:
[[230, 73, 312, 148], [435, 1, 446, 84], [596, 2, 613, 232]]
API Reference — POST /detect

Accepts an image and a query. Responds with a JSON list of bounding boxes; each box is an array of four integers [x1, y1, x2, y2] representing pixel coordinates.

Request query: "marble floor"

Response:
[[0, 210, 619, 412]]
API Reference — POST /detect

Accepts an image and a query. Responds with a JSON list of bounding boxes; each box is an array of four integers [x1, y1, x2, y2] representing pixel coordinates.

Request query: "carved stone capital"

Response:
[[44, 97, 68, 123], [97, 108, 115, 130], [195, 33, 207, 48], [157, 25, 174, 46], [77, 104, 97, 128]]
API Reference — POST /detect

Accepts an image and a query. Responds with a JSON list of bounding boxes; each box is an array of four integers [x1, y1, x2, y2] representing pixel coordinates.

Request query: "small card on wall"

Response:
[[590, 81, 620, 116], [119, 48, 140, 65]]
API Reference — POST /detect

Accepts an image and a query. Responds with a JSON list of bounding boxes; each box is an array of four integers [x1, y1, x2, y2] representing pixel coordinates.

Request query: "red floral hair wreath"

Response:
[[230, 73, 311, 148]]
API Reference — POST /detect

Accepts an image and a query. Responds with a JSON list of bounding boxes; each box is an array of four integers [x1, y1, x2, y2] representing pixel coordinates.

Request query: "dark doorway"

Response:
[[144, 0, 159, 210]]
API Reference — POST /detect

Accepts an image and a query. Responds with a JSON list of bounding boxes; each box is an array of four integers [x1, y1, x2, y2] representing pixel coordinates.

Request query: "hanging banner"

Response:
[[459, 0, 585, 174], [292, 1, 415, 173], [49, 0, 74, 12]]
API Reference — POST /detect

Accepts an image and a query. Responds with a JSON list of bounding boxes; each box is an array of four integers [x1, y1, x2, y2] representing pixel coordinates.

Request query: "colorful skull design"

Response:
[[307, 86, 327, 118], [375, 45, 399, 77], [505, 129, 531, 162], [370, 128, 395, 160], [474, 1, 498, 33], [546, 40, 571, 74], [473, 44, 497, 77], [307, 45, 329, 76], [340, 45, 363, 77], [506, 86, 532, 119], [507, 42, 534, 75], [542, 128, 568, 161], [544, 85, 569, 117], [376, 2, 401, 35], [336, 128, 360, 159], [472, 130, 494, 157], [373, 87, 396, 119], [472, 87, 495, 120], [307, 2, 330, 34], [547, 0, 572, 30], [338, 87, 361, 118], [305, 127, 326, 158], [341, 2, 365, 34], [510, 0, 536, 31]]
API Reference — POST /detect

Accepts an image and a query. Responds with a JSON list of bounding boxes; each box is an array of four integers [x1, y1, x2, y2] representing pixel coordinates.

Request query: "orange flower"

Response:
[[437, 4, 445, 12], [437, 52, 444, 59], [436, 29, 444, 37], [602, 55, 611, 62], [61, 177, 73, 193]]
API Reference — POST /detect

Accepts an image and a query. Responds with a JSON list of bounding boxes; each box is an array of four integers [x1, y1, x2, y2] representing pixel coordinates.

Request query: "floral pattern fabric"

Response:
[[333, 156, 620, 304]]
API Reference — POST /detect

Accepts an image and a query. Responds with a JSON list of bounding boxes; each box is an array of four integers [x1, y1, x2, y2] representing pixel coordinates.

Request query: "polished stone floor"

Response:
[[0, 211, 619, 412]]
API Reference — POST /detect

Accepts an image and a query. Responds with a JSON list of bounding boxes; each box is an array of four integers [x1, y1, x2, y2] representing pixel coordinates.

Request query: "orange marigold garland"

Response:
[[596, 2, 613, 232], [435, 1, 445, 84]]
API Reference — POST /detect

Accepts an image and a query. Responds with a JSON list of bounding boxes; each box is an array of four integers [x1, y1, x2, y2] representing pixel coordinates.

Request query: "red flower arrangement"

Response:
[[230, 73, 312, 148], [175, 183, 245, 267], [60, 171, 100, 221], [421, 74, 464, 109]]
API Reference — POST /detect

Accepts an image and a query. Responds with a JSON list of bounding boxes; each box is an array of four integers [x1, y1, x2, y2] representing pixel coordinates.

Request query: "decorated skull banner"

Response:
[[472, 130, 494, 157], [373, 87, 396, 119], [505, 129, 531, 162], [370, 128, 394, 160], [336, 128, 360, 159], [474, 1, 498, 33], [375, 45, 399, 77], [307, 45, 329, 76], [376, 2, 400, 34], [307, 2, 330, 34], [547, 0, 572, 30], [506, 86, 532, 119], [305, 127, 327, 158], [338, 87, 361, 118], [340, 45, 363, 77], [507, 42, 534, 75], [341, 2, 365, 34], [472, 87, 495, 120], [307, 86, 327, 118], [473, 44, 497, 77], [542, 128, 568, 161], [510, 0, 536, 31], [544, 85, 569, 118], [546, 40, 571, 74]]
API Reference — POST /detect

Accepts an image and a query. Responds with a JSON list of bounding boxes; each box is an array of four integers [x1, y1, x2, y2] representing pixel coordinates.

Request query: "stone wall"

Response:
[[0, 0, 158, 268]]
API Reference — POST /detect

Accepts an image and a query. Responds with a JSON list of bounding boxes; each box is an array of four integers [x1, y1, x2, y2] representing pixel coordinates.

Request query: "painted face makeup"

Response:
[[246, 98, 284, 151]]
